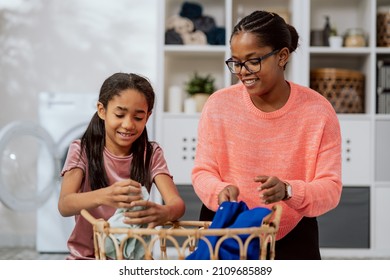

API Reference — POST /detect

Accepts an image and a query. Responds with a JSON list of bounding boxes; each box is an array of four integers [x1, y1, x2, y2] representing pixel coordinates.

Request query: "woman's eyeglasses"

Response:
[[225, 49, 280, 74]]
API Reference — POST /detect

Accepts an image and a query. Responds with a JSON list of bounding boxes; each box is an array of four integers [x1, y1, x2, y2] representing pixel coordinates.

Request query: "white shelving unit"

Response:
[[156, 0, 390, 258], [305, 0, 390, 259]]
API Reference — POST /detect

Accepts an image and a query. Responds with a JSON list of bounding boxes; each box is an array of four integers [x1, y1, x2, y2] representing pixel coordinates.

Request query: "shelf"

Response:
[[375, 47, 390, 54], [337, 114, 372, 121], [375, 114, 390, 120], [375, 182, 390, 187], [309, 47, 371, 55], [164, 45, 226, 54]]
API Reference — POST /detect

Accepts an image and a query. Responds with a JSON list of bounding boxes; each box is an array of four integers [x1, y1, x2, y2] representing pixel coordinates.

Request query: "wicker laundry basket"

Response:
[[377, 7, 390, 47], [310, 68, 365, 113], [80, 204, 282, 260]]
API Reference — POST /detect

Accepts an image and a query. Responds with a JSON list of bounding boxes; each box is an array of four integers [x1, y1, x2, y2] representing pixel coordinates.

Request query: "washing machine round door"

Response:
[[0, 121, 60, 211]]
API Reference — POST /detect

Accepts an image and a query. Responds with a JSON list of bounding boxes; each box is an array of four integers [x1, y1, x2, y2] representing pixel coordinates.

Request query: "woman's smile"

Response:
[[242, 77, 259, 87]]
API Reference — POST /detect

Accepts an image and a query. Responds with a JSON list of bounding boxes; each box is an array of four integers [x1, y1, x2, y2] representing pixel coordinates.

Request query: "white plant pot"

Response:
[[329, 36, 343, 48], [184, 98, 196, 114]]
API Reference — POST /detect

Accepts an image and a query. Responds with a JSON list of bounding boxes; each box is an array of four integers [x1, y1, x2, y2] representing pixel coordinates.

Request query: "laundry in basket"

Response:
[[104, 186, 150, 260], [80, 203, 281, 260], [186, 201, 271, 260]]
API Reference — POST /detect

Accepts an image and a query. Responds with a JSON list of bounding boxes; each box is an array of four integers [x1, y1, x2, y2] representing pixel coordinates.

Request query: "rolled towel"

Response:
[[165, 29, 184, 45], [206, 27, 226, 45], [180, 1, 203, 20], [166, 14, 194, 35], [182, 30, 207, 45], [193, 15, 216, 34]]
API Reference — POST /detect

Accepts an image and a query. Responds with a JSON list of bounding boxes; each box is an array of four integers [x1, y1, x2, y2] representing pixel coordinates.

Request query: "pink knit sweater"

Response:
[[192, 81, 342, 240]]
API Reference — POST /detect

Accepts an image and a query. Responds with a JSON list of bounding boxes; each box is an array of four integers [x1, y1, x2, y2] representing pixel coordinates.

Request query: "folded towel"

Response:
[[166, 15, 194, 35], [180, 2, 203, 20], [186, 201, 271, 260], [105, 186, 150, 260], [206, 27, 226, 45], [165, 29, 184, 45], [182, 30, 207, 45], [193, 15, 216, 34]]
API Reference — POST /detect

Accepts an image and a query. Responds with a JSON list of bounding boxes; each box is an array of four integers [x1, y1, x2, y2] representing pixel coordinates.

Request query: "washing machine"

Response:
[[0, 92, 97, 252], [36, 92, 98, 252]]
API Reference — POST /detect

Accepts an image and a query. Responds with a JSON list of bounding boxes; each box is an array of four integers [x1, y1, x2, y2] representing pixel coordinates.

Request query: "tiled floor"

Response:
[[2, 247, 388, 260], [0, 247, 68, 260]]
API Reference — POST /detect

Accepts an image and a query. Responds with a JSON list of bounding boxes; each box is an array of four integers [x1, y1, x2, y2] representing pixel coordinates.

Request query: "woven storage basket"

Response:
[[377, 7, 390, 47], [310, 68, 365, 113], [80, 204, 281, 260]]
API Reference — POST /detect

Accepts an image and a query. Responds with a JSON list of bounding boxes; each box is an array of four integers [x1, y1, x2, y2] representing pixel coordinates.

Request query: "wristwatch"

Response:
[[283, 182, 292, 200]]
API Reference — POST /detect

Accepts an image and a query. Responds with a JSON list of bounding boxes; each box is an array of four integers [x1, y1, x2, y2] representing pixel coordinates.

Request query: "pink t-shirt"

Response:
[[192, 81, 342, 240], [61, 140, 171, 259]]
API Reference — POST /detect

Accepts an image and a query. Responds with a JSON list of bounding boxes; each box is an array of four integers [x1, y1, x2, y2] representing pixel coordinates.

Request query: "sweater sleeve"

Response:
[[286, 109, 343, 217], [191, 100, 230, 212]]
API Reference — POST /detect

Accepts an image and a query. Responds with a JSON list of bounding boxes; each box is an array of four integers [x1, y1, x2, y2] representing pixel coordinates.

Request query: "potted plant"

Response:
[[329, 28, 343, 48], [185, 72, 215, 112]]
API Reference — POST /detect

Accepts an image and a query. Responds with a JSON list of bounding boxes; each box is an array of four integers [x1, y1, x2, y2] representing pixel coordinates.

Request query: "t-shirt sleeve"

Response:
[[150, 143, 172, 180], [61, 140, 87, 177]]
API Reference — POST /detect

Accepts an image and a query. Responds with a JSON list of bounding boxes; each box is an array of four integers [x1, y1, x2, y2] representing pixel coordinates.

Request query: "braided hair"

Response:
[[231, 10, 299, 55]]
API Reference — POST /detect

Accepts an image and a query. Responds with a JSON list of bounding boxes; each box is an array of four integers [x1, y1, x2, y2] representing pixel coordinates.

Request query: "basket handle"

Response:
[[262, 204, 282, 229], [80, 209, 98, 224]]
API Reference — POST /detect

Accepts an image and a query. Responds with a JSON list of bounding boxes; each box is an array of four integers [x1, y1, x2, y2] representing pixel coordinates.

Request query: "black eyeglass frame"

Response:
[[225, 49, 280, 74]]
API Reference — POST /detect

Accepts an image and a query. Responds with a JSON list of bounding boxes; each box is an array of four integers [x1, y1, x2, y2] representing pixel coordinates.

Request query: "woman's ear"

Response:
[[278, 47, 290, 68], [97, 102, 106, 120]]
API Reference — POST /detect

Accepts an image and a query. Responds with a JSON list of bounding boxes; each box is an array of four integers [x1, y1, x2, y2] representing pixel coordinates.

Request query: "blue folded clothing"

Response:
[[186, 201, 271, 260]]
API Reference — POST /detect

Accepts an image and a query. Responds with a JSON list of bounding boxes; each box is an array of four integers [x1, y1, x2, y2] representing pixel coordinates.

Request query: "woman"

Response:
[[192, 10, 342, 259]]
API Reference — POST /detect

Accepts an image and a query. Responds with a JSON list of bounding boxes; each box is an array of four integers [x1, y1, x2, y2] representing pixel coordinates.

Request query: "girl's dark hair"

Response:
[[80, 72, 155, 191], [231, 10, 299, 54]]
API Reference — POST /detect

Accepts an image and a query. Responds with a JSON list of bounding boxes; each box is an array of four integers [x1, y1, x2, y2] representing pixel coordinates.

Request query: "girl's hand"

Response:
[[122, 200, 171, 229], [101, 179, 143, 209], [254, 175, 286, 204], [218, 185, 239, 205], [122, 173, 186, 229]]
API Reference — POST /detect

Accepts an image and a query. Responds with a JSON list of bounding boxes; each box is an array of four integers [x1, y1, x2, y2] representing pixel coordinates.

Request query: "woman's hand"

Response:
[[254, 175, 286, 204], [218, 185, 240, 205]]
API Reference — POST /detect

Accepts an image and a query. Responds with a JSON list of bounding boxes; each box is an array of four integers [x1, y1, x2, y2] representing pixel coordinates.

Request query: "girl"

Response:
[[58, 72, 185, 260], [192, 10, 342, 259]]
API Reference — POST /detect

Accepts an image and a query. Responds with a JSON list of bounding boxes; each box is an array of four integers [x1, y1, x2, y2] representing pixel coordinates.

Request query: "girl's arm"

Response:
[[154, 173, 186, 222], [58, 167, 143, 217]]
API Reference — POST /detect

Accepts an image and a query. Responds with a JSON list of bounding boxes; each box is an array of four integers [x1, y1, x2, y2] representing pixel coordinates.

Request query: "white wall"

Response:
[[0, 0, 158, 247]]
